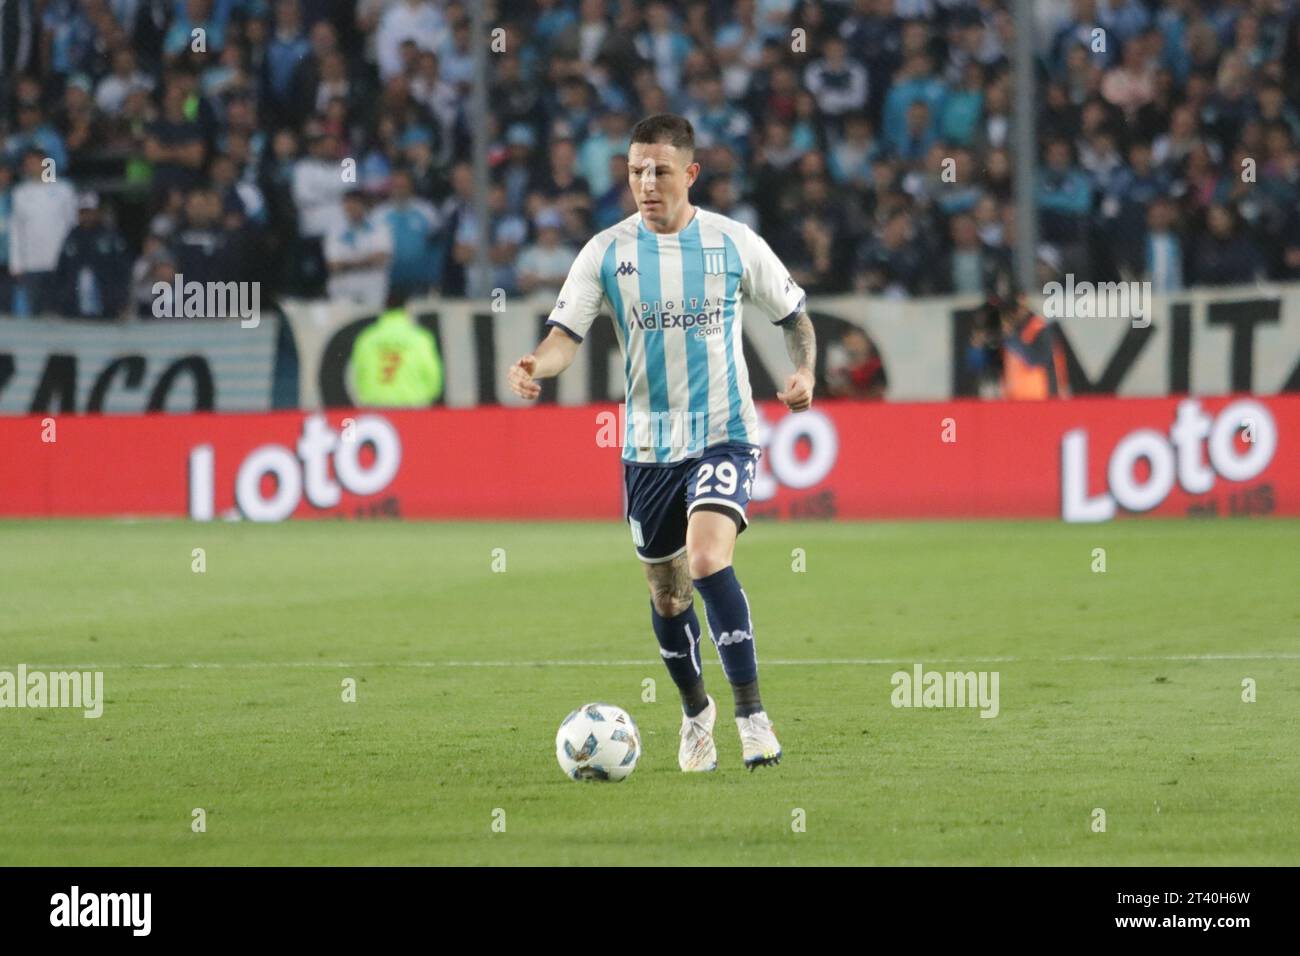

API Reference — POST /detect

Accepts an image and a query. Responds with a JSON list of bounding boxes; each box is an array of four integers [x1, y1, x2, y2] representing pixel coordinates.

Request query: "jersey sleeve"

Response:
[[739, 225, 807, 326], [545, 234, 608, 343]]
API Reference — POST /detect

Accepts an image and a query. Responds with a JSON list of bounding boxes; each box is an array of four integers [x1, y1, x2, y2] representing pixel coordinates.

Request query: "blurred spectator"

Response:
[[686, 74, 752, 158], [940, 60, 986, 146], [825, 327, 887, 399], [536, 137, 591, 208], [410, 51, 457, 164], [376, 0, 447, 82], [716, 0, 764, 100], [96, 47, 155, 116], [936, 213, 1010, 296], [1037, 136, 1093, 274], [53, 192, 131, 319], [552, 0, 612, 66], [350, 295, 443, 407], [637, 2, 693, 97], [827, 113, 877, 189], [210, 151, 265, 227], [1102, 138, 1168, 275], [131, 236, 178, 319], [325, 189, 393, 306], [790, 89, 827, 154], [704, 174, 757, 231], [578, 109, 631, 198], [781, 173, 848, 293], [998, 290, 1070, 400], [804, 35, 869, 122], [295, 28, 366, 122], [1102, 29, 1158, 119], [452, 179, 527, 298], [290, 128, 348, 290], [439, 17, 476, 92], [144, 81, 206, 195], [0, 162, 12, 313], [172, 187, 240, 289], [40, 0, 96, 85], [592, 153, 629, 229], [896, 99, 937, 162], [439, 160, 475, 296], [5, 87, 68, 171], [375, 166, 442, 300], [8, 148, 77, 316], [489, 53, 538, 133], [1144, 196, 1185, 292], [397, 125, 445, 199], [266, 0, 310, 120], [163, 0, 227, 62], [533, 0, 578, 56], [1192, 203, 1262, 286], [882, 50, 944, 155], [517, 207, 577, 296], [0, 0, 38, 89], [855, 208, 927, 298], [1153, 102, 1210, 171]]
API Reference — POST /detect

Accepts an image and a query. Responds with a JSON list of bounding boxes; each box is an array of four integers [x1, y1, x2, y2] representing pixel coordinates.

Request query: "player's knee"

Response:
[[688, 549, 731, 581]]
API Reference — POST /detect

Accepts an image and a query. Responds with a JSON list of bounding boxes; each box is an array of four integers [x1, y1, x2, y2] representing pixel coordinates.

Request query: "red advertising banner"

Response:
[[1, 395, 1295, 522]]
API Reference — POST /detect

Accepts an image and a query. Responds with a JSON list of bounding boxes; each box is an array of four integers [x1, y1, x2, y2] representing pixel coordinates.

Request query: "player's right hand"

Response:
[[508, 354, 541, 400]]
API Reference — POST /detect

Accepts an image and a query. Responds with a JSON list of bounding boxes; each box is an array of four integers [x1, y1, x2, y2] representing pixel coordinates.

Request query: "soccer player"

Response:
[[507, 114, 816, 771]]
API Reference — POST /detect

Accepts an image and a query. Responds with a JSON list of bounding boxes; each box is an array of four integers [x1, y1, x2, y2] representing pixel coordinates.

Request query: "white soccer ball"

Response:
[[555, 702, 641, 781]]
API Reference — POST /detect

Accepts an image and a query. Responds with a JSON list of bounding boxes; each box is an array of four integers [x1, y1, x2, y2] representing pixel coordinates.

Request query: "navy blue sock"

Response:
[[694, 566, 761, 714], [650, 603, 708, 716]]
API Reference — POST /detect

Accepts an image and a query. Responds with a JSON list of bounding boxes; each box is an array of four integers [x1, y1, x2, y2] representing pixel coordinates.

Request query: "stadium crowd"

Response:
[[2, 0, 1300, 324]]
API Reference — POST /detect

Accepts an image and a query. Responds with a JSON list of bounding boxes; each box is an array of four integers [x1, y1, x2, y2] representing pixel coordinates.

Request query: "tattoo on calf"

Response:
[[647, 555, 693, 614], [671, 560, 693, 605]]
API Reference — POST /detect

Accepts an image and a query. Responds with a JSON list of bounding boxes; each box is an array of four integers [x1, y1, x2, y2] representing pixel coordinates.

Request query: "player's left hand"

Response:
[[778, 368, 814, 412]]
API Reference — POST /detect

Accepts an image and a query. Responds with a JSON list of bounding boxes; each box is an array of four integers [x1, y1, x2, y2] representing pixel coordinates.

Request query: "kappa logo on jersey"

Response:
[[615, 261, 640, 276], [702, 247, 726, 274]]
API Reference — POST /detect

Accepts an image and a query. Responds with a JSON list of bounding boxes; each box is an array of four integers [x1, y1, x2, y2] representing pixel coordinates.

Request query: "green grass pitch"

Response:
[[1, 517, 1297, 865]]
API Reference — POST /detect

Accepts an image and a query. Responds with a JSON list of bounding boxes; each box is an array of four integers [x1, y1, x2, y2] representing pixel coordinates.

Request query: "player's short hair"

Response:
[[630, 113, 695, 157]]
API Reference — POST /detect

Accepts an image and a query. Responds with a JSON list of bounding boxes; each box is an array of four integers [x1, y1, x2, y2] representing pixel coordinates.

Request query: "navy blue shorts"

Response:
[[623, 442, 761, 563]]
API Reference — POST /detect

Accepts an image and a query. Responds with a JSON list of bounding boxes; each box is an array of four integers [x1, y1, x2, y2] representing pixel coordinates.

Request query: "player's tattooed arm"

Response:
[[778, 313, 816, 412], [783, 313, 816, 373]]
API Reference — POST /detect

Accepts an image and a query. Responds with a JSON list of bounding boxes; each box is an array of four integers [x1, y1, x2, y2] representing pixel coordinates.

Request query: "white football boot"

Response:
[[678, 695, 718, 772], [736, 711, 782, 769]]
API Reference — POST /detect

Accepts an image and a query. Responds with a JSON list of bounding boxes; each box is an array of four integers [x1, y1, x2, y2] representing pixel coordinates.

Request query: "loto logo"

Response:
[[1061, 398, 1277, 522], [752, 407, 839, 500], [188, 414, 402, 521]]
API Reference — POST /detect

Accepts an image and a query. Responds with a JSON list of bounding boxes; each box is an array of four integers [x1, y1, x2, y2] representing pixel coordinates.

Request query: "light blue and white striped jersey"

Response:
[[546, 208, 806, 464]]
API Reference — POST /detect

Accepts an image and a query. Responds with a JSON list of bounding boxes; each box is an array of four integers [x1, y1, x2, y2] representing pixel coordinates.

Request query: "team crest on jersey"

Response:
[[702, 247, 726, 275]]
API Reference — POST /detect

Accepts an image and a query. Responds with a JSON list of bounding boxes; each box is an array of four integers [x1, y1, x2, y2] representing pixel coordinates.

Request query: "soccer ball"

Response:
[[555, 702, 641, 781]]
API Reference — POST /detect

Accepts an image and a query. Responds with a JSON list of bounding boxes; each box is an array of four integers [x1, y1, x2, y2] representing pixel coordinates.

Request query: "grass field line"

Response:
[[3, 653, 1298, 670]]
